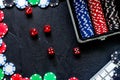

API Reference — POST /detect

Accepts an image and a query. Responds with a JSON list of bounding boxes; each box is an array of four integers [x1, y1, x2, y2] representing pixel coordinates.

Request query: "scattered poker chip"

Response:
[[0, 54, 6, 66], [15, 0, 28, 9], [3, 0, 14, 8], [43, 72, 56, 80], [111, 51, 120, 64], [11, 74, 22, 80], [49, 0, 59, 7], [68, 77, 79, 80], [3, 62, 16, 75], [0, 10, 4, 22], [0, 38, 3, 46], [0, 23, 8, 38], [25, 6, 33, 15], [28, 0, 40, 6], [30, 74, 42, 80], [0, 0, 5, 9], [38, 0, 50, 8], [0, 42, 6, 54], [22, 77, 30, 80], [0, 69, 4, 80], [44, 25, 51, 33]]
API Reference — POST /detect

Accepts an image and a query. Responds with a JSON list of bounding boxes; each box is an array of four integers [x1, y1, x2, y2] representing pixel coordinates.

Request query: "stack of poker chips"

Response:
[[73, 0, 109, 39], [102, 0, 120, 31], [73, 0, 95, 39]]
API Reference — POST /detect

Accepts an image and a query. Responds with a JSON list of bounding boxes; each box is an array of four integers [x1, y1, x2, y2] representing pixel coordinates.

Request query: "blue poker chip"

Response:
[[0, 38, 3, 47], [3, 62, 16, 75], [49, 0, 59, 7], [15, 0, 28, 9], [111, 51, 120, 64], [0, 0, 5, 9], [0, 54, 6, 66], [38, 0, 50, 8]]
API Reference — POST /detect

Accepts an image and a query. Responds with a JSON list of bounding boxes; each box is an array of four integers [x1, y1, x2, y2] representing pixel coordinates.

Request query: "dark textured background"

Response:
[[2, 0, 120, 80]]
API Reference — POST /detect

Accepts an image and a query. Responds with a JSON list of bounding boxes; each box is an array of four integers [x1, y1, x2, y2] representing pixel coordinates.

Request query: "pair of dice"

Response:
[[47, 47, 80, 56], [30, 25, 51, 38]]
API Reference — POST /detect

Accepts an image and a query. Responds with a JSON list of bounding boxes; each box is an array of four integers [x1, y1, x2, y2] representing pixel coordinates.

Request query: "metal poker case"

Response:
[[66, 0, 120, 43]]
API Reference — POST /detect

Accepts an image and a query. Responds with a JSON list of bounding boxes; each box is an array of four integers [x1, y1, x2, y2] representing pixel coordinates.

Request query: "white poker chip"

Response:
[[38, 0, 50, 8], [0, 38, 3, 46], [0, 54, 6, 66], [15, 0, 28, 9], [0, 0, 5, 9], [3, 62, 16, 75]]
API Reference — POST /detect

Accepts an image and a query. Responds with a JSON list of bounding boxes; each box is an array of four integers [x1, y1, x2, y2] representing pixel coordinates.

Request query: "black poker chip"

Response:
[[3, 0, 14, 8], [49, 0, 59, 7], [113, 67, 120, 80], [111, 51, 120, 64]]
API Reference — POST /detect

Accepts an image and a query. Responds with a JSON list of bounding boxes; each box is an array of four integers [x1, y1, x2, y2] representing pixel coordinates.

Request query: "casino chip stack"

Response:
[[15, 0, 28, 9], [38, 0, 50, 8], [111, 51, 120, 65], [73, 0, 95, 39], [102, 0, 120, 31], [0, 0, 5, 9], [88, 0, 108, 35], [43, 72, 56, 80], [3, 62, 16, 75], [113, 67, 120, 80]]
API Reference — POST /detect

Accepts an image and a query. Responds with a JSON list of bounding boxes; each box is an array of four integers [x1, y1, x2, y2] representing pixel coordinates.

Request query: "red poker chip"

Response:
[[0, 23, 8, 38], [0, 42, 6, 54], [11, 74, 22, 80], [22, 77, 30, 80], [0, 10, 4, 22], [68, 77, 79, 80]]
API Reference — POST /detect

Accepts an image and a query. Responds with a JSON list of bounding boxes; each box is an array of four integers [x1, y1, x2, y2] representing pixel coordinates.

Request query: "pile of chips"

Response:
[[0, 0, 60, 9], [73, 0, 120, 40]]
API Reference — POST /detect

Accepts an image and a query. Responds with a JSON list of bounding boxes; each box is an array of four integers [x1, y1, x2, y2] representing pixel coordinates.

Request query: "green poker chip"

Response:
[[0, 69, 4, 80], [28, 0, 40, 6], [30, 74, 42, 80], [43, 72, 56, 80]]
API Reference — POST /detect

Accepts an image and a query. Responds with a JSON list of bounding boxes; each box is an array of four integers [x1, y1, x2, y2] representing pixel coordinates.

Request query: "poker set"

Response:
[[67, 0, 120, 43]]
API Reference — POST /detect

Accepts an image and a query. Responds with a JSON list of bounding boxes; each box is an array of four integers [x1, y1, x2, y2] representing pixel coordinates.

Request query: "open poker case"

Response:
[[66, 0, 120, 43]]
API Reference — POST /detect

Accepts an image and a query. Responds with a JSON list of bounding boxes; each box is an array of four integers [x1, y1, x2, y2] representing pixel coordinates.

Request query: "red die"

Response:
[[25, 6, 32, 15], [29, 28, 38, 38], [44, 25, 51, 33], [48, 47, 55, 55], [68, 77, 79, 80], [73, 47, 80, 55]]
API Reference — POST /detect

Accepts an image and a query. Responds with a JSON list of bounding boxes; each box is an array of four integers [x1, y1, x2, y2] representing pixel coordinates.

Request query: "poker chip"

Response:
[[68, 77, 79, 80], [0, 42, 6, 54], [11, 74, 22, 80], [0, 23, 8, 38], [88, 0, 108, 35], [0, 54, 6, 66], [22, 77, 30, 80], [0, 69, 4, 80], [28, 0, 40, 6], [0, 0, 5, 9], [30, 74, 42, 80], [49, 0, 59, 7], [3, 0, 14, 8], [0, 10, 4, 22], [0, 38, 3, 46], [43, 72, 56, 80], [38, 0, 50, 8], [3, 62, 16, 75], [73, 0, 94, 39], [111, 51, 120, 65], [15, 0, 28, 9]]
